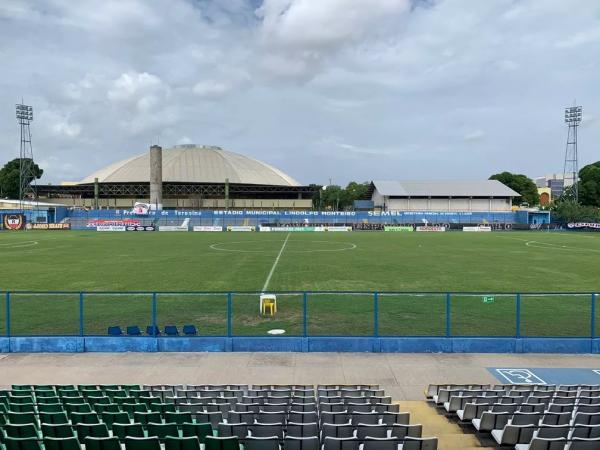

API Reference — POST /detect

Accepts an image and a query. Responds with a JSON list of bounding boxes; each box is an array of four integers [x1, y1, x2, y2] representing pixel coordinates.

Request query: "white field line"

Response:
[[261, 232, 290, 293]]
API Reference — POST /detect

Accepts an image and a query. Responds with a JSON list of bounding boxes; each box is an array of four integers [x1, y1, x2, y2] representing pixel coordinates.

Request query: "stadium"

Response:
[[2, 3, 600, 450]]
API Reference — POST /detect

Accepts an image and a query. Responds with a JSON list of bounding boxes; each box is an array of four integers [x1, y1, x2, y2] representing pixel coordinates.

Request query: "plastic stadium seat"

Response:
[[75, 423, 109, 443], [84, 437, 121, 450], [146, 326, 160, 336], [217, 423, 248, 439], [164, 326, 179, 336], [127, 326, 142, 336], [107, 326, 122, 336], [41, 423, 76, 438], [204, 436, 239, 450], [43, 437, 82, 450], [181, 422, 213, 443], [125, 437, 162, 450], [146, 422, 178, 439], [164, 437, 201, 450], [164, 412, 193, 425], [2, 437, 43, 450], [183, 325, 197, 336], [112, 423, 145, 439], [244, 436, 280, 450], [284, 436, 320, 450], [322, 437, 360, 450], [2, 424, 40, 439]]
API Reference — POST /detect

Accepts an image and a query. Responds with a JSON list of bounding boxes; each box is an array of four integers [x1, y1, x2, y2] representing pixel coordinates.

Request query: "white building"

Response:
[[370, 180, 519, 212]]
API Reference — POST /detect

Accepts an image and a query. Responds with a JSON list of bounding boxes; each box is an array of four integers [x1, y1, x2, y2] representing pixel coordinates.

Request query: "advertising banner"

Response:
[[193, 226, 223, 232], [96, 225, 126, 232], [416, 226, 446, 232], [323, 226, 352, 232], [159, 226, 188, 231], [2, 214, 26, 230], [87, 219, 140, 228], [463, 226, 492, 232], [132, 202, 151, 215], [126, 225, 155, 231], [259, 226, 317, 232], [568, 222, 600, 229], [227, 226, 255, 232], [384, 226, 414, 232], [26, 223, 71, 230]]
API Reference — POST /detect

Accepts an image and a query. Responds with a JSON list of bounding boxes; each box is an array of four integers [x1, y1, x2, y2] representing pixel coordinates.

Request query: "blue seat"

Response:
[[127, 326, 141, 336], [146, 325, 160, 336], [107, 326, 122, 336], [182, 325, 197, 336], [164, 325, 179, 336]]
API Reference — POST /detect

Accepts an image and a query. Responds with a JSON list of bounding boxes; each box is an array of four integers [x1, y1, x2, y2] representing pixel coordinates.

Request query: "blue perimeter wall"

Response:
[[2, 337, 600, 353]]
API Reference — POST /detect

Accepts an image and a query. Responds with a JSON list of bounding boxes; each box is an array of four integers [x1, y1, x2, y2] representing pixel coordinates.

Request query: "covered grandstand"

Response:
[[35, 144, 316, 210]]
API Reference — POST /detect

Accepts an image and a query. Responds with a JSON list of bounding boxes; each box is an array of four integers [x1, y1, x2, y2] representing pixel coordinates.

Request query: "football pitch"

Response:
[[0, 230, 599, 337]]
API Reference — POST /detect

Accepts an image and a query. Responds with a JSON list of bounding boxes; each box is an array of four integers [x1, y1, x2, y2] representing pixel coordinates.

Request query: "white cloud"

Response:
[[463, 130, 486, 142]]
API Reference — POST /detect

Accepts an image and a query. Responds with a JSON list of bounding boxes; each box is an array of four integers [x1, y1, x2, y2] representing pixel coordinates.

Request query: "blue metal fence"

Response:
[[0, 291, 598, 338]]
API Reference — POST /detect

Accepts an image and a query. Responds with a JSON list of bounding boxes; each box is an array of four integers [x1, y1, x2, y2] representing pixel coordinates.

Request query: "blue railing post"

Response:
[[445, 293, 451, 337], [152, 293, 157, 333], [516, 293, 521, 338], [5, 292, 10, 338], [373, 292, 379, 338], [227, 293, 232, 337], [303, 292, 308, 338], [79, 292, 84, 337], [592, 293, 597, 339]]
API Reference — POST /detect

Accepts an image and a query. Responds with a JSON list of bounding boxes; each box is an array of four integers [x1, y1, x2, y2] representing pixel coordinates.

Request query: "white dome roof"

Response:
[[81, 145, 300, 186]]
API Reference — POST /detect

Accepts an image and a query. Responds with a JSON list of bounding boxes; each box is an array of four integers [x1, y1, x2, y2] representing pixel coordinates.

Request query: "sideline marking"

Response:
[[209, 240, 357, 253], [0, 240, 39, 249], [261, 233, 290, 292]]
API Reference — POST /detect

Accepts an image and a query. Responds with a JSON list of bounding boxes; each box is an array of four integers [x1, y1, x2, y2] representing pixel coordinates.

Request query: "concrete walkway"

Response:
[[2, 352, 600, 400]]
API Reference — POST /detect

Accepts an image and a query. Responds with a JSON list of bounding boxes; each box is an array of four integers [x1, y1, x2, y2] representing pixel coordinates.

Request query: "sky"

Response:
[[0, 0, 599, 186]]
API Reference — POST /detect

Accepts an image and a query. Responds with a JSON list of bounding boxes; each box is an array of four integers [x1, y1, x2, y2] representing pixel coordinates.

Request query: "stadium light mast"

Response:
[[15, 102, 38, 212], [563, 104, 582, 202]]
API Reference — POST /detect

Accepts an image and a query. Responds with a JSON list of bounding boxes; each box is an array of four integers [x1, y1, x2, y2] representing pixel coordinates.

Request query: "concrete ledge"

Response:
[[380, 337, 451, 353], [0, 338, 9, 353], [158, 337, 227, 352], [521, 338, 592, 353], [308, 337, 377, 352], [452, 338, 516, 353], [84, 337, 157, 352], [10, 337, 84, 353], [232, 337, 303, 352]]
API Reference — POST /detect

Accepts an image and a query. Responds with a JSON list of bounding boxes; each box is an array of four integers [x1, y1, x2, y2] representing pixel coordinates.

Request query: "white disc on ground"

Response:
[[267, 329, 286, 335]]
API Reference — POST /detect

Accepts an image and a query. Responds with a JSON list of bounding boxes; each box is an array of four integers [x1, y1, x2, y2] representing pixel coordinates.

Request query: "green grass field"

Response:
[[0, 230, 599, 337]]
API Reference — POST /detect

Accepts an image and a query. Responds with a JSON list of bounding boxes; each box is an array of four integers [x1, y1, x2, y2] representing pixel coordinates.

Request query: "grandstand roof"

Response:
[[372, 180, 519, 197], [81, 144, 300, 186]]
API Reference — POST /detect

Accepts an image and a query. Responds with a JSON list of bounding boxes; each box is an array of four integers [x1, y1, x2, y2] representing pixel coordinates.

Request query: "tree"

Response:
[[551, 200, 600, 223], [0, 158, 43, 199], [314, 181, 370, 210], [489, 171, 539, 205], [578, 161, 600, 207]]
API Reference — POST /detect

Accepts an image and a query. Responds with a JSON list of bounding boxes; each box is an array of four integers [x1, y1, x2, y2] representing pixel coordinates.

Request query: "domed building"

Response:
[[37, 145, 315, 210]]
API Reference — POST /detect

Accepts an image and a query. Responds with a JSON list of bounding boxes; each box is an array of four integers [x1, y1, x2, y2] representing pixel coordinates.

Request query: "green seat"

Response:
[[147, 422, 178, 439], [58, 391, 81, 399], [105, 390, 127, 401], [148, 403, 176, 414], [37, 404, 65, 414], [7, 413, 37, 426], [78, 386, 98, 392], [101, 412, 130, 429], [124, 436, 161, 450], [98, 386, 119, 392], [8, 404, 36, 414], [64, 404, 92, 415], [39, 412, 70, 425], [2, 437, 43, 450], [75, 423, 109, 444], [34, 390, 58, 398], [204, 436, 239, 450], [2, 424, 40, 439], [8, 396, 34, 405], [41, 424, 75, 438], [81, 390, 103, 398], [164, 412, 192, 425], [84, 437, 121, 450], [11, 386, 33, 392], [181, 423, 212, 444], [95, 404, 120, 414], [133, 412, 162, 426], [164, 436, 201, 450], [36, 398, 61, 406], [70, 412, 99, 425], [33, 386, 55, 392], [87, 397, 110, 408], [137, 398, 161, 408], [121, 403, 147, 419], [43, 437, 82, 450], [112, 422, 145, 439], [114, 397, 138, 406], [129, 390, 152, 399]]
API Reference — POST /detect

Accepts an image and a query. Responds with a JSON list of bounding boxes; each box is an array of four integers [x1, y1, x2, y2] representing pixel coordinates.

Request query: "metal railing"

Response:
[[0, 291, 598, 338]]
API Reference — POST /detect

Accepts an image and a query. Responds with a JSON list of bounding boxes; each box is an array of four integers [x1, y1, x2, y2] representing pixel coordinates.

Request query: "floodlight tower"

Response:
[[563, 105, 582, 202], [15, 103, 37, 211]]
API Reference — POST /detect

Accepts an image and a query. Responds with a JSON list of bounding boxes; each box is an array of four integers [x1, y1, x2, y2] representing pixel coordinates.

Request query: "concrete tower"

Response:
[[149, 145, 163, 210]]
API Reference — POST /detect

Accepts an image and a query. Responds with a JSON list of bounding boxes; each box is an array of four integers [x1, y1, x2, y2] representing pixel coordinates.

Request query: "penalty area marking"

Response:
[[261, 232, 290, 292], [209, 240, 357, 253], [0, 240, 39, 249], [497, 235, 600, 254]]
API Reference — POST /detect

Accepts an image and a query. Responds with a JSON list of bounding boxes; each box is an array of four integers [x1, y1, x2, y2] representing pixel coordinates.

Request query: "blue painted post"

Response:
[[152, 293, 157, 335], [445, 293, 451, 337], [303, 292, 308, 338], [592, 293, 597, 339], [227, 293, 232, 337], [516, 293, 521, 338], [79, 292, 84, 337], [5, 292, 10, 338], [373, 292, 379, 338]]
